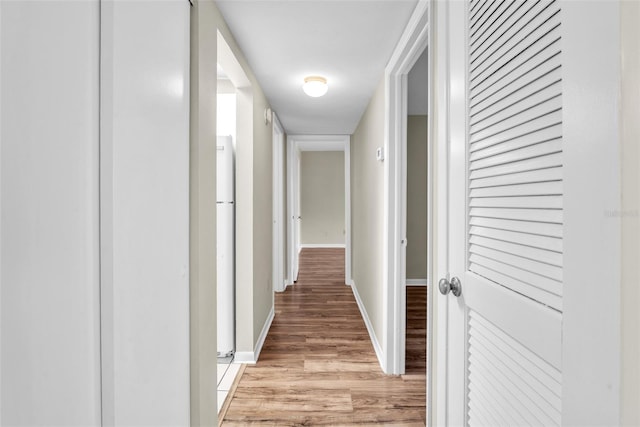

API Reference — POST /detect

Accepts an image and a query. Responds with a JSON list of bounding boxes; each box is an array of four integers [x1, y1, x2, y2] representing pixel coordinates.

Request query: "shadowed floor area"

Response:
[[221, 248, 426, 426]]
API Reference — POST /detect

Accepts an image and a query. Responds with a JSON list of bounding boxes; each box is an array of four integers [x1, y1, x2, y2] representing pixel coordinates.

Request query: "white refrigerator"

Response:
[[217, 135, 235, 357]]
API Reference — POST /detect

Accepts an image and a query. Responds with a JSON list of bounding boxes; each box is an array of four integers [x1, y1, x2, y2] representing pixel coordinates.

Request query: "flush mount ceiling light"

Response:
[[303, 76, 328, 97]]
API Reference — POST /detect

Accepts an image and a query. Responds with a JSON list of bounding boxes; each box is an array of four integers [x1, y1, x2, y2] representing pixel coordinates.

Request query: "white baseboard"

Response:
[[234, 305, 275, 364], [299, 243, 346, 250], [349, 281, 385, 371], [254, 305, 275, 361], [406, 279, 428, 286], [233, 351, 255, 363]]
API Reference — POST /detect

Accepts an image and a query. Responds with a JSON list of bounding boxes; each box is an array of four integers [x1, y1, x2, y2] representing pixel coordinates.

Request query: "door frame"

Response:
[[272, 113, 285, 292], [382, 0, 432, 382], [435, 0, 623, 424], [286, 135, 352, 287]]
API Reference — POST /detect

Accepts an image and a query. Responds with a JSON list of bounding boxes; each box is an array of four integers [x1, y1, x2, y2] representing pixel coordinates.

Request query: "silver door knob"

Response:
[[438, 276, 462, 297]]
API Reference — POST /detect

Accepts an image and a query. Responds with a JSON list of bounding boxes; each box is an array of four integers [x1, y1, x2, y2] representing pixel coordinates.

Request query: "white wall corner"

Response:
[[350, 282, 386, 372], [233, 305, 275, 364]]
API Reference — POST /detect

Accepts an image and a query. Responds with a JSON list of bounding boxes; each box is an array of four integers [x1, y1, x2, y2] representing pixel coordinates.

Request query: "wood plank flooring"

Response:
[[222, 248, 426, 426], [405, 286, 427, 375]]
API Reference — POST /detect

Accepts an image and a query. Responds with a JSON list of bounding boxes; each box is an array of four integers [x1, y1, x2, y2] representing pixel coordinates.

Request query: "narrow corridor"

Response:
[[221, 248, 426, 425]]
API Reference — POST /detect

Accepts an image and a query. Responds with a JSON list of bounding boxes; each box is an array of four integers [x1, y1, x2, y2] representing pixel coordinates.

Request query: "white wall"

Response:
[[0, 1, 102, 424], [100, 1, 191, 424]]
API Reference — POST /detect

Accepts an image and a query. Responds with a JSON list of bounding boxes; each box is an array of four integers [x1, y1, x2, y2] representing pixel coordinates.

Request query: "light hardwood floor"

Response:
[[406, 286, 427, 375], [221, 248, 426, 426]]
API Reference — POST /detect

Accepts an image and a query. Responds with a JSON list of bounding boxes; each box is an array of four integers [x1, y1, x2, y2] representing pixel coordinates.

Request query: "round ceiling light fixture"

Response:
[[303, 76, 328, 97]]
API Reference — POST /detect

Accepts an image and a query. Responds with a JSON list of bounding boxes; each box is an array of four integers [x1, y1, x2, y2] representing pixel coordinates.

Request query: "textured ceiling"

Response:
[[215, 0, 418, 135]]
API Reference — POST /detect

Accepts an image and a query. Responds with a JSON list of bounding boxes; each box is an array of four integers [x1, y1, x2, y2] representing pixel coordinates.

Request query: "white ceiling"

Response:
[[215, 0, 419, 135]]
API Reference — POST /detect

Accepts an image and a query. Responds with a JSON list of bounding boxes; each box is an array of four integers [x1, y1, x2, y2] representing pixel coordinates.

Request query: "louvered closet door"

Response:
[[444, 0, 563, 425]]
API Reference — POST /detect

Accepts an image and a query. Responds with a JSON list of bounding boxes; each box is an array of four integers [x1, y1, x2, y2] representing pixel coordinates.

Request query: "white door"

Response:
[[440, 0, 564, 425]]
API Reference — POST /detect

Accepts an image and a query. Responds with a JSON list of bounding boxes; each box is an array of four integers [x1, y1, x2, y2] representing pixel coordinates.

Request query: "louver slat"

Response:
[[470, 51, 561, 115], [469, 225, 563, 252], [469, 167, 562, 190], [471, 27, 560, 98], [466, 2, 564, 422], [470, 116, 561, 154], [469, 235, 562, 266], [470, 145, 562, 175], [468, 0, 563, 312], [470, 1, 520, 50], [470, 0, 555, 68], [470, 68, 561, 127], [468, 311, 562, 427], [470, 4, 560, 84]]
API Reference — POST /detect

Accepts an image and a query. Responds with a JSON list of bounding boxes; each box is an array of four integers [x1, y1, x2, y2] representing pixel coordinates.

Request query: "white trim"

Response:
[[286, 137, 301, 284], [233, 306, 275, 364], [382, 0, 430, 378], [434, 1, 450, 425], [344, 138, 352, 285], [272, 113, 285, 292], [287, 135, 352, 287], [350, 282, 385, 370], [406, 279, 428, 286], [232, 351, 255, 364], [299, 243, 345, 249]]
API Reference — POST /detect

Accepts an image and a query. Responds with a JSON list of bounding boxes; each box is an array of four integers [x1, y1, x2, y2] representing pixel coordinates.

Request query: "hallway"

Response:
[[221, 248, 426, 425]]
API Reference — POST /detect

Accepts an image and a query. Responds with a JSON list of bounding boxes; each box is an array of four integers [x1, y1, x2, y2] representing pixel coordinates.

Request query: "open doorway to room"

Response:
[[286, 135, 352, 287], [404, 47, 429, 376], [382, 4, 432, 420], [215, 29, 253, 413], [215, 62, 237, 364]]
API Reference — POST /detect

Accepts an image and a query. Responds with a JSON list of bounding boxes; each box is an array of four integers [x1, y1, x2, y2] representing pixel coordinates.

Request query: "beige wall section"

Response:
[[406, 116, 428, 280], [621, 0, 640, 424], [300, 151, 345, 245], [251, 85, 274, 344], [189, 1, 218, 424], [351, 76, 386, 344]]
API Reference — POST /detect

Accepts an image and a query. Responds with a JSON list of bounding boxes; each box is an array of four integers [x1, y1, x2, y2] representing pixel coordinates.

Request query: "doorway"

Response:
[[216, 31, 253, 368], [382, 0, 432, 421], [405, 47, 429, 375], [286, 135, 352, 287]]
